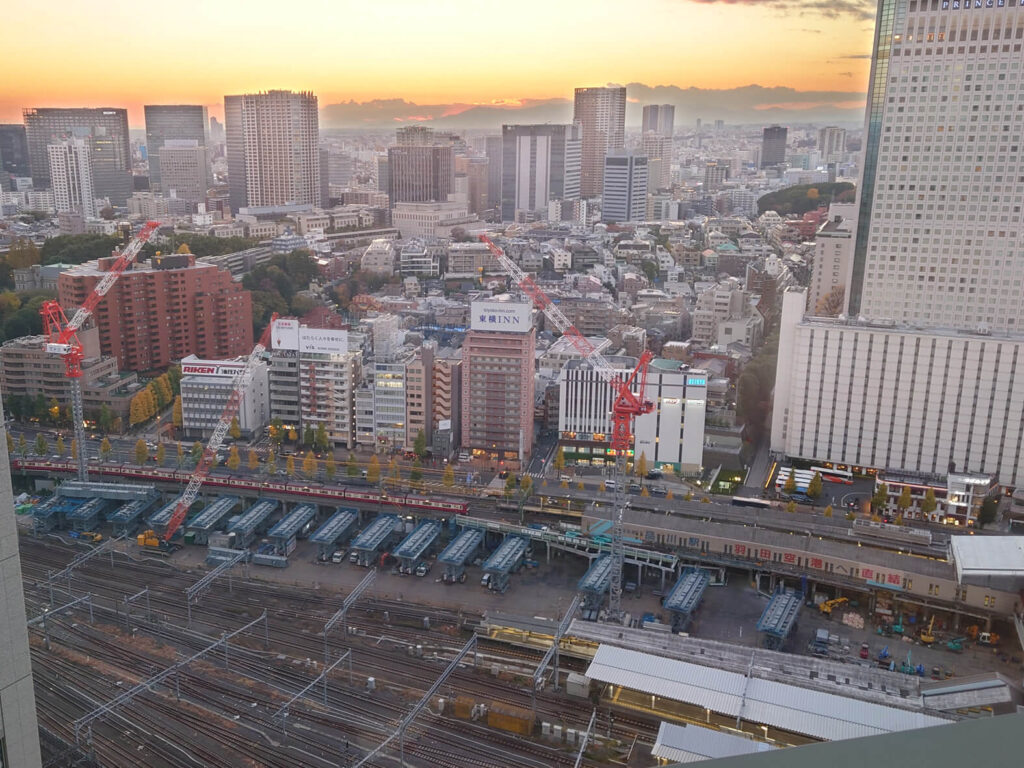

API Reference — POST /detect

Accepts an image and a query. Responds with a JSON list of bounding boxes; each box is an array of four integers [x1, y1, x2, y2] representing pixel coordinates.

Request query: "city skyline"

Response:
[[2, 0, 876, 125]]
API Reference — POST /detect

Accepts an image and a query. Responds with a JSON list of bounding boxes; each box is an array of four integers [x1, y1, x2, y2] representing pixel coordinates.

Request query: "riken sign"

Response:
[[182, 361, 245, 378], [470, 300, 531, 333], [271, 318, 348, 354]]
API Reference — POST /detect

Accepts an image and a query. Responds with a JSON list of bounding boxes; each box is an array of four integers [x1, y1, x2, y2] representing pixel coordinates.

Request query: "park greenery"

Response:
[[756, 182, 855, 217], [241, 250, 321, 335]]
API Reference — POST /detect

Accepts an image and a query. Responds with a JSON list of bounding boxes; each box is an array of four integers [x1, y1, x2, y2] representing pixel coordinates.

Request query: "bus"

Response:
[[811, 466, 854, 484], [731, 496, 772, 509], [774, 468, 814, 493]]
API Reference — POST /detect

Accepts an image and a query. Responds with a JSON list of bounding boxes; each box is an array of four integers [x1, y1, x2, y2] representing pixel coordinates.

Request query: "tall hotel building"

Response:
[[773, 0, 1024, 490], [573, 86, 626, 197], [224, 91, 320, 212], [461, 299, 535, 464]]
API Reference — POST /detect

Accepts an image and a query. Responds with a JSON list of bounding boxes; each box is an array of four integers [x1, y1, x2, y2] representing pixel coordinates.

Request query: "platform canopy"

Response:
[[950, 536, 1024, 591]]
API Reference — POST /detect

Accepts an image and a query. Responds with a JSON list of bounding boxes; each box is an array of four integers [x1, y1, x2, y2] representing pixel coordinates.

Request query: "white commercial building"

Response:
[[558, 357, 707, 475], [772, 288, 1024, 489], [399, 239, 440, 277], [48, 137, 97, 218], [269, 319, 359, 448], [808, 202, 856, 315], [601, 150, 648, 223], [361, 238, 395, 275], [391, 200, 476, 239], [179, 355, 270, 440]]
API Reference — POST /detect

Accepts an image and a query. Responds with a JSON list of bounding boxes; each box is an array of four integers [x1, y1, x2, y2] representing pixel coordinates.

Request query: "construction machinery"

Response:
[[977, 631, 1001, 647], [818, 596, 848, 616], [892, 612, 905, 635], [135, 315, 278, 553], [919, 616, 937, 645], [946, 637, 966, 653], [479, 234, 654, 622], [40, 221, 161, 481], [137, 528, 180, 555]]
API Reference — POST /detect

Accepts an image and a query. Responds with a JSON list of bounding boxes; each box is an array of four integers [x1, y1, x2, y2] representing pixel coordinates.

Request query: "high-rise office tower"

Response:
[[23, 107, 131, 204], [144, 105, 210, 194], [640, 132, 672, 190], [500, 124, 581, 221], [456, 155, 490, 216], [760, 125, 787, 168], [484, 135, 502, 217], [0, 124, 30, 189], [223, 90, 320, 212], [0, 406, 42, 768], [703, 160, 729, 193], [387, 143, 453, 207], [847, 0, 1024, 331], [641, 104, 675, 137], [601, 150, 648, 223], [817, 126, 846, 164], [158, 141, 208, 203], [48, 137, 97, 218], [573, 86, 626, 197]]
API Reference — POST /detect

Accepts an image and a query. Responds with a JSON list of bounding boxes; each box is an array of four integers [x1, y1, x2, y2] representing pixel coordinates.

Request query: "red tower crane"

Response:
[[478, 234, 653, 620], [157, 315, 279, 545], [40, 220, 161, 481]]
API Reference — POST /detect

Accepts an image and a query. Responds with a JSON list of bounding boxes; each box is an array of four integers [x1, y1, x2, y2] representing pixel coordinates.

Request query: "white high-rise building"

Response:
[[47, 137, 97, 218], [500, 124, 581, 221], [601, 150, 648, 223], [641, 104, 675, 138], [224, 90, 320, 211], [573, 86, 626, 197], [846, 1, 1024, 332], [640, 132, 672, 190], [807, 202, 857, 315]]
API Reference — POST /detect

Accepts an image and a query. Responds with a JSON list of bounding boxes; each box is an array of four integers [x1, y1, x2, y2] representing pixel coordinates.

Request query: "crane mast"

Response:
[[161, 314, 278, 542], [478, 234, 653, 621], [40, 221, 161, 481]]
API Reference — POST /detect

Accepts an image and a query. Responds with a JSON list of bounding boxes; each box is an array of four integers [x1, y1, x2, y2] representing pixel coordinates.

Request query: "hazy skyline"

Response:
[[3, 0, 875, 126]]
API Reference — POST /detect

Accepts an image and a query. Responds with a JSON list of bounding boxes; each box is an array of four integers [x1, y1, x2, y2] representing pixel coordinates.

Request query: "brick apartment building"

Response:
[[58, 251, 252, 373]]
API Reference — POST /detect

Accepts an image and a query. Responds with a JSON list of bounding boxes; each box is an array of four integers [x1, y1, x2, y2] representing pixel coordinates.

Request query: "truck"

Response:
[[811, 628, 830, 656]]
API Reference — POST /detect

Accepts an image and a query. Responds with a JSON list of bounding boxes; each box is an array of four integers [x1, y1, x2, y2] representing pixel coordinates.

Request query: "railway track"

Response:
[[22, 536, 649, 767]]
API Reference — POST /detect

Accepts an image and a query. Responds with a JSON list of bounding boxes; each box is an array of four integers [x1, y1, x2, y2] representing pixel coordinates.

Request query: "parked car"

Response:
[[331, 550, 346, 564]]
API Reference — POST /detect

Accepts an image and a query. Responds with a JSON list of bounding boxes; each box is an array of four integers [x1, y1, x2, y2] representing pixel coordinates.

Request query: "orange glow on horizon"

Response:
[[3, 0, 873, 126]]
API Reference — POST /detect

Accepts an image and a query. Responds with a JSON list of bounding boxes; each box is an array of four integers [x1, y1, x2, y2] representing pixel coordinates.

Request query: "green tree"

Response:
[[325, 453, 336, 481], [410, 457, 423, 487], [227, 446, 241, 471], [286, 455, 296, 477], [35, 433, 48, 455], [871, 483, 889, 515], [896, 486, 913, 522], [55, 435, 65, 456], [367, 454, 381, 484], [248, 449, 259, 471], [99, 437, 112, 461], [134, 438, 148, 465], [806, 472, 823, 500], [156, 443, 166, 466], [413, 429, 427, 460], [920, 487, 938, 520], [786, 500, 797, 514], [442, 463, 455, 488], [347, 452, 358, 477], [635, 451, 648, 478], [267, 448, 277, 474], [229, 416, 241, 440], [303, 424, 315, 447], [977, 497, 999, 529], [17, 434, 27, 458], [6, 237, 41, 269], [191, 441, 203, 463], [303, 451, 317, 478], [783, 472, 797, 495], [504, 473, 517, 498], [166, 364, 182, 395], [148, 381, 166, 410], [314, 423, 329, 452], [98, 403, 113, 433]]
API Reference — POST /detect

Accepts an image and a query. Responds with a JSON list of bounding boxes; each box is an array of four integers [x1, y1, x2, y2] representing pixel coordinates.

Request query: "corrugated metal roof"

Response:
[[951, 536, 1024, 578], [585, 645, 950, 742], [652, 722, 774, 763]]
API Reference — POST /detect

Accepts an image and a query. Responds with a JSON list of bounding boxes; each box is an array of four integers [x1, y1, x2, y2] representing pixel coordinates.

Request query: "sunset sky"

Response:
[[3, 0, 877, 125]]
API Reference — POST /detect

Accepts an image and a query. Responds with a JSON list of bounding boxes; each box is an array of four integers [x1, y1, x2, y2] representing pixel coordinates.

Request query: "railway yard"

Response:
[[21, 534, 657, 768]]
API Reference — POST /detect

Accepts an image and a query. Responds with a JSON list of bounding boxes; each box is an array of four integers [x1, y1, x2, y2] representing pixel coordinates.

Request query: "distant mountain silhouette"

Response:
[[320, 84, 866, 130]]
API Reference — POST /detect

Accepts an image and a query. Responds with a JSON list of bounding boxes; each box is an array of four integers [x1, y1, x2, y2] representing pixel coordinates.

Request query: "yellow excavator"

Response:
[[819, 597, 848, 616], [919, 615, 936, 645]]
